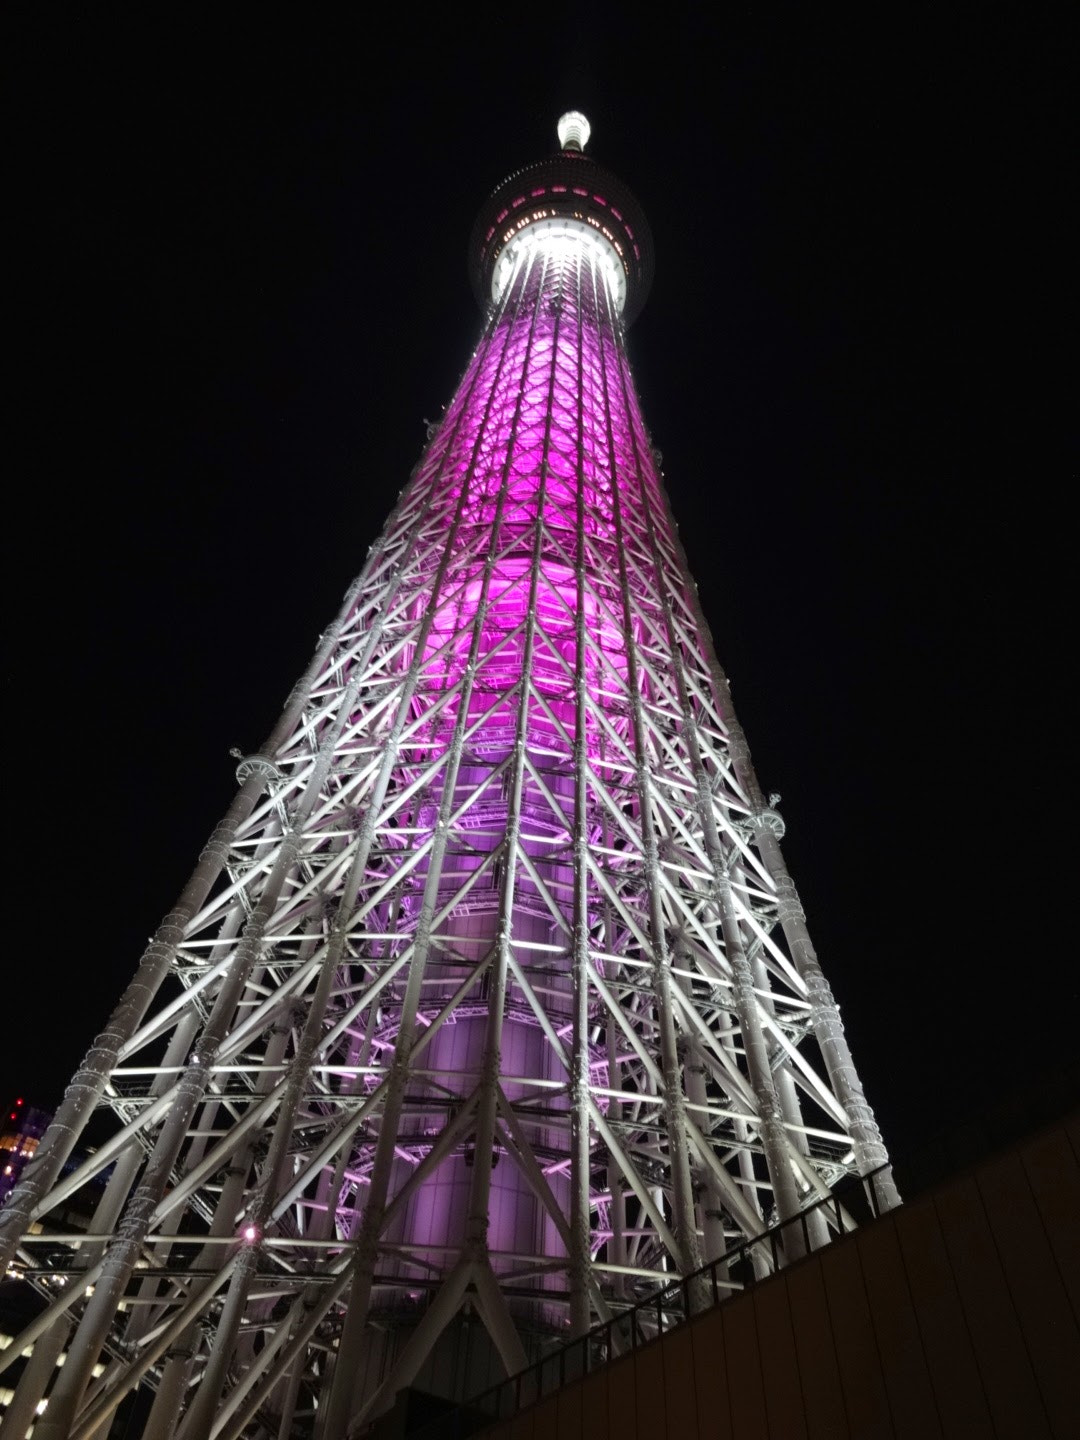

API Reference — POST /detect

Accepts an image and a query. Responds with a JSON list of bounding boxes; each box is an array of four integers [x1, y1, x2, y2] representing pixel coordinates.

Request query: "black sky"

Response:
[[3, 8, 1073, 1174]]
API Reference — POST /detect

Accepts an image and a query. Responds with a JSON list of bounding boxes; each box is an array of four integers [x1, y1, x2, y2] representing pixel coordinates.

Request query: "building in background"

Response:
[[0, 1101, 51, 1205]]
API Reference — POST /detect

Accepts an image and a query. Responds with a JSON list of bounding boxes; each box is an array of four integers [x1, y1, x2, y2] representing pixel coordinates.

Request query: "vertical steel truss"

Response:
[[0, 211, 896, 1440]]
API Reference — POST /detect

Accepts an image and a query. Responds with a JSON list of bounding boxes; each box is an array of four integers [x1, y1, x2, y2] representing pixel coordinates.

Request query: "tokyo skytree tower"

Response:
[[0, 113, 897, 1439]]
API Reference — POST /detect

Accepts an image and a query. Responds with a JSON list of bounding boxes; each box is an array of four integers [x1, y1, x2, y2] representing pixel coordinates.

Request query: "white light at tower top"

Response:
[[490, 218, 627, 314], [557, 111, 591, 152]]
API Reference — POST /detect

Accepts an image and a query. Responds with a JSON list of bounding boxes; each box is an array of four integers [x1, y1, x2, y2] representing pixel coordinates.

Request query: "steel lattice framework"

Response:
[[0, 116, 896, 1440]]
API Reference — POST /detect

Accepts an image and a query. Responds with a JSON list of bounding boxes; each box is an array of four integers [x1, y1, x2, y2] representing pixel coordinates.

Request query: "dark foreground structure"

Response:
[[422, 1114, 1079, 1440]]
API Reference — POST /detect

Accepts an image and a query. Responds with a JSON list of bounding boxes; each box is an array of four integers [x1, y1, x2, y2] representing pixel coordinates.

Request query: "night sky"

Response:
[[4, 10, 1072, 1178]]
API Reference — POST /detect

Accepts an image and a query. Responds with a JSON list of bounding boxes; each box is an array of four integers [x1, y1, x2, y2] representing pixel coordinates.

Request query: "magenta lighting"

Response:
[[0, 116, 896, 1439]]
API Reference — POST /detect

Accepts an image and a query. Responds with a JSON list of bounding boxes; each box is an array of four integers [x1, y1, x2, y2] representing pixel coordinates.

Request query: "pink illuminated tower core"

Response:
[[0, 115, 896, 1438]]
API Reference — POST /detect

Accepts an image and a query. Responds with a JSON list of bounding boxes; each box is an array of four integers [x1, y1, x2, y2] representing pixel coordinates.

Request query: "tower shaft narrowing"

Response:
[[0, 118, 896, 1440]]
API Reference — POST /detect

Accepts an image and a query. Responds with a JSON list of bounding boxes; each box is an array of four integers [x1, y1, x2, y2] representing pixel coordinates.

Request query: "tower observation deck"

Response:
[[0, 114, 896, 1439]]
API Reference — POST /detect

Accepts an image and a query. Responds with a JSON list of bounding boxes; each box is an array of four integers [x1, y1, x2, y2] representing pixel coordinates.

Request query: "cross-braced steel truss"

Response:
[[0, 126, 896, 1440]]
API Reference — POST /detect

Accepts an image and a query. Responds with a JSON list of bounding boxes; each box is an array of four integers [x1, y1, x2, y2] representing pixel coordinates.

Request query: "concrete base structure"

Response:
[[465, 1114, 1079, 1440]]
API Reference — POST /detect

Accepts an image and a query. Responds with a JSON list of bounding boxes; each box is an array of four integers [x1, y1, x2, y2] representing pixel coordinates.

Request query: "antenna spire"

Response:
[[557, 110, 591, 152]]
